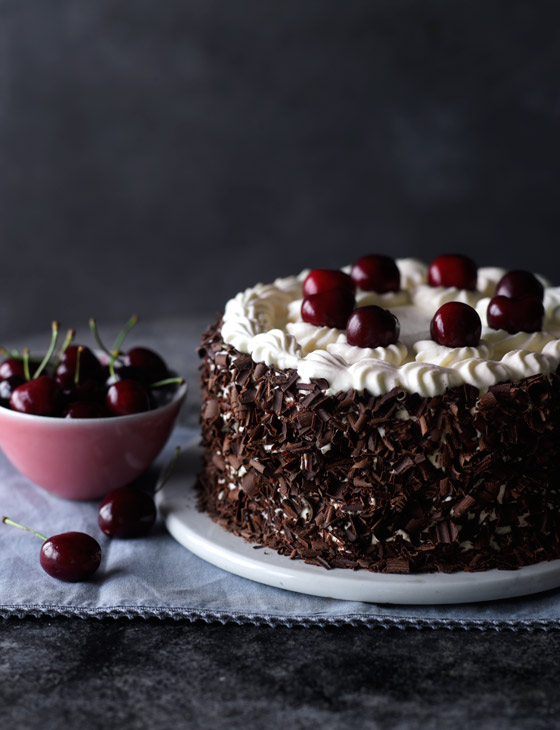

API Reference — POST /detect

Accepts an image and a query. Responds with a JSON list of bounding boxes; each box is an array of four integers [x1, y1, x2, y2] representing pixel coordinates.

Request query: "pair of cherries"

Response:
[[301, 254, 401, 348], [426, 254, 545, 336], [487, 271, 544, 335], [0, 318, 180, 418], [3, 447, 180, 582], [2, 485, 158, 582]]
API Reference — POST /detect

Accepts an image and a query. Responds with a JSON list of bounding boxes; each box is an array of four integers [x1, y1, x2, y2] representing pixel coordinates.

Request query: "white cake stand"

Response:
[[157, 447, 560, 605]]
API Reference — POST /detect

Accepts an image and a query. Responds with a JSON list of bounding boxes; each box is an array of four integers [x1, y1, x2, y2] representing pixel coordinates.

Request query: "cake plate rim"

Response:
[[157, 446, 560, 606]]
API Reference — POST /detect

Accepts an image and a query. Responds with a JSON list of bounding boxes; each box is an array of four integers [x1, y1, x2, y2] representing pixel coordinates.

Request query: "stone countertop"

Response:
[[2, 617, 559, 730], [3, 316, 560, 728]]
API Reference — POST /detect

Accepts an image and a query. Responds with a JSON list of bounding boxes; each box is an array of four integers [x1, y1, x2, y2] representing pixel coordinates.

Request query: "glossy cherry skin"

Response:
[[58, 345, 103, 380], [487, 295, 544, 334], [430, 302, 482, 347], [495, 270, 544, 302], [301, 289, 355, 329], [0, 375, 25, 407], [98, 486, 157, 538], [346, 306, 400, 348], [0, 358, 26, 380], [40, 532, 102, 582], [350, 255, 401, 293], [302, 269, 356, 298], [105, 379, 151, 416], [125, 347, 169, 383], [64, 401, 110, 419], [10, 376, 63, 416], [427, 255, 478, 291]]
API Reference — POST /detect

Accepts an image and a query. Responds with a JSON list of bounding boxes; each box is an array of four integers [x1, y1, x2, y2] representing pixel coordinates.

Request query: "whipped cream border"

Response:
[[220, 259, 560, 397]]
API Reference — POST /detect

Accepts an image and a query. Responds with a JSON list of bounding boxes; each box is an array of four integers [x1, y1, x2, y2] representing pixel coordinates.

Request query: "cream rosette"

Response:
[[286, 321, 347, 356], [326, 341, 409, 366], [413, 340, 493, 367], [499, 350, 558, 380], [398, 361, 463, 397], [220, 259, 560, 397], [483, 329, 558, 358]]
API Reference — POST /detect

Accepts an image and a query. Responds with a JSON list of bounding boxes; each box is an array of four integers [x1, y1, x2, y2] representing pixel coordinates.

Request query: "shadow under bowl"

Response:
[[0, 381, 187, 500]]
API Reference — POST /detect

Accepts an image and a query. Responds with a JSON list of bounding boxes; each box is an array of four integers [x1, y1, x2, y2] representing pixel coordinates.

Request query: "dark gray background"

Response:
[[1, 0, 559, 340]]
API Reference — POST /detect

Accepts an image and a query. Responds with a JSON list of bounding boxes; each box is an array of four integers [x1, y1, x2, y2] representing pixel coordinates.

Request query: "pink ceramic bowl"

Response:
[[0, 382, 187, 500]]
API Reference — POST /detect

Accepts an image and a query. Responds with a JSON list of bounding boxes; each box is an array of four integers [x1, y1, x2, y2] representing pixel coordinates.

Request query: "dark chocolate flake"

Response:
[[196, 315, 560, 575]]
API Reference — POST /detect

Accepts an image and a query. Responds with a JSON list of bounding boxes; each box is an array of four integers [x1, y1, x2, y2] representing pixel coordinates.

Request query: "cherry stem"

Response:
[[2, 516, 47, 542], [150, 377, 185, 388], [23, 348, 31, 381], [89, 318, 111, 356], [153, 447, 181, 495], [108, 349, 119, 380], [112, 315, 139, 354], [74, 346, 83, 386], [33, 321, 60, 379], [0, 346, 21, 358], [53, 328, 76, 368]]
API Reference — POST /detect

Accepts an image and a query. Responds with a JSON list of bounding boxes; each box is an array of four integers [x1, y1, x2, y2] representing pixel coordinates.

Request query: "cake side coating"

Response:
[[196, 318, 560, 574]]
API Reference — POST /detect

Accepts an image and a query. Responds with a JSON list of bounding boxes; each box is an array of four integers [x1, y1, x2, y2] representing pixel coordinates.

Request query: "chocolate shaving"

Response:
[[196, 316, 560, 575]]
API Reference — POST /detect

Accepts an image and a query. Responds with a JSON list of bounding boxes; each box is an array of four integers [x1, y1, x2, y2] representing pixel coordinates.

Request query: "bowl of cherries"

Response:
[[0, 317, 187, 500]]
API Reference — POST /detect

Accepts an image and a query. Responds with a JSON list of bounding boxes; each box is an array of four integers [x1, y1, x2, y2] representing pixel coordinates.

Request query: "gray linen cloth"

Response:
[[2, 318, 559, 630], [1, 426, 560, 630]]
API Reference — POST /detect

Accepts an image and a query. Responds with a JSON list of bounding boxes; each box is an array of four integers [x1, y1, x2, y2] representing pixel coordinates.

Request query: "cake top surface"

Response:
[[220, 258, 560, 396]]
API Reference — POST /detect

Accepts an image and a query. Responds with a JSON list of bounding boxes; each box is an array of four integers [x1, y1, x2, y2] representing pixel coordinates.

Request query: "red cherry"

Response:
[[64, 401, 110, 419], [495, 271, 544, 302], [0, 375, 25, 407], [2, 517, 101, 583], [346, 306, 400, 348], [10, 376, 62, 416], [430, 302, 481, 347], [302, 269, 356, 298], [98, 486, 157, 538], [125, 347, 169, 383], [0, 358, 26, 380], [58, 345, 103, 381], [105, 379, 151, 416], [350, 255, 401, 293], [487, 295, 544, 334], [301, 289, 355, 329], [428, 255, 478, 291], [40, 532, 102, 582]]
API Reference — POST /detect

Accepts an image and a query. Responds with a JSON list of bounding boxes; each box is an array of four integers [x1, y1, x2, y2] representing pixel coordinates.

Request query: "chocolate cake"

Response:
[[196, 257, 560, 573]]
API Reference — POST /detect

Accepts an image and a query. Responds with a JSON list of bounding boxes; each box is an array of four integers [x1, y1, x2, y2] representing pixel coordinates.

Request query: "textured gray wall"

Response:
[[0, 0, 559, 338]]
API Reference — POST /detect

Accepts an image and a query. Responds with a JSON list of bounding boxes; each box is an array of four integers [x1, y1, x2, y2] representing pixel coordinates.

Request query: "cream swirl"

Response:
[[398, 362, 463, 397], [499, 350, 558, 380], [347, 359, 401, 396], [453, 358, 510, 392], [483, 328, 557, 358], [250, 329, 300, 370], [414, 340, 493, 367], [219, 259, 560, 397], [326, 341, 408, 366], [286, 321, 347, 355]]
